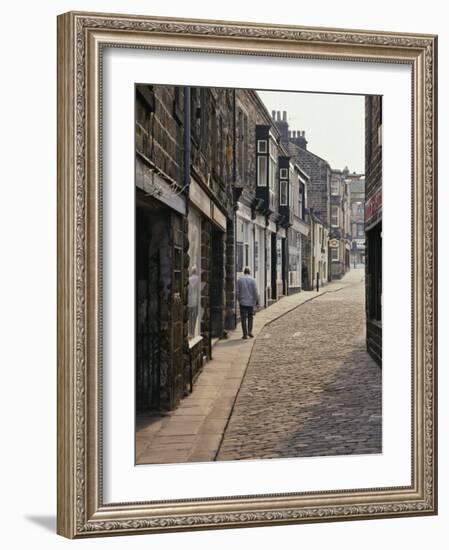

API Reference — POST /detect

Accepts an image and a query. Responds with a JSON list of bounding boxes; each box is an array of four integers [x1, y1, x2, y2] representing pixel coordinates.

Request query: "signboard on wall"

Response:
[[365, 188, 382, 229]]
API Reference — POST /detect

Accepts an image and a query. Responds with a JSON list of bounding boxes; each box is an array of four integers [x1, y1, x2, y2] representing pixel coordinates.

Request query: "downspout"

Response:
[[183, 87, 191, 189], [183, 87, 193, 389], [233, 89, 238, 328]]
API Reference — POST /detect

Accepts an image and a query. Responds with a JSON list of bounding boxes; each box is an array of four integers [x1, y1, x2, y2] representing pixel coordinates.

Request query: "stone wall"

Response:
[[365, 96, 382, 202], [225, 216, 237, 330], [288, 142, 331, 228], [136, 85, 184, 186], [365, 95, 383, 366]]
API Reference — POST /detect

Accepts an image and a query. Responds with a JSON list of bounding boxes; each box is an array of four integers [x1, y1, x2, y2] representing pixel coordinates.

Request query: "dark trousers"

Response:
[[240, 305, 254, 337]]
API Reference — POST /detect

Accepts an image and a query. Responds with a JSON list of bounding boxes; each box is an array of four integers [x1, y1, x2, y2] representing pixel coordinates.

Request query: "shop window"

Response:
[[331, 247, 339, 261], [236, 219, 253, 274], [187, 209, 203, 340]]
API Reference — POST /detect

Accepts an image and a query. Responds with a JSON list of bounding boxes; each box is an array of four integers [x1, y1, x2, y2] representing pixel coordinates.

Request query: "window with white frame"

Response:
[[280, 168, 288, 179], [257, 140, 267, 153], [257, 156, 267, 186], [331, 180, 339, 195], [280, 180, 288, 205], [331, 205, 339, 226], [331, 247, 339, 261]]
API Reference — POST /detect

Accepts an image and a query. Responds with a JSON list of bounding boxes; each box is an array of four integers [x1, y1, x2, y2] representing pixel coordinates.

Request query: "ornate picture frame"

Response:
[[57, 11, 437, 538]]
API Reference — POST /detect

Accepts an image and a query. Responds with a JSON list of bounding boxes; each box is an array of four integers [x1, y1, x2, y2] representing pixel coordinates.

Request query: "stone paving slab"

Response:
[[136, 274, 358, 465]]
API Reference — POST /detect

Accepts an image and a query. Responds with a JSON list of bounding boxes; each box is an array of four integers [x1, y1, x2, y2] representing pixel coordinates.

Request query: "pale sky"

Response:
[[257, 90, 365, 174]]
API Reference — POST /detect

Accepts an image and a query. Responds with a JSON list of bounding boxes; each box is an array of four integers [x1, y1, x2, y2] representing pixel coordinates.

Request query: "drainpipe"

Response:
[[232, 89, 237, 183], [232, 90, 238, 329], [183, 87, 192, 388], [183, 87, 191, 189]]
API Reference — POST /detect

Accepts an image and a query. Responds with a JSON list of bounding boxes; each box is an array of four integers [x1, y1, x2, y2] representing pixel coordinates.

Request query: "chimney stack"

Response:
[[272, 109, 290, 149], [290, 129, 308, 150]]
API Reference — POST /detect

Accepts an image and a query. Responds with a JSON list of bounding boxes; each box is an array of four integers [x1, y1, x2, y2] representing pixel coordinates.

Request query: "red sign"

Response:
[[365, 188, 382, 225]]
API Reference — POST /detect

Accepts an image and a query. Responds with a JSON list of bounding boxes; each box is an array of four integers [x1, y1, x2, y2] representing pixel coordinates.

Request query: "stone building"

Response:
[[273, 112, 359, 285], [135, 87, 312, 414], [283, 161, 310, 294], [233, 93, 277, 307], [135, 85, 235, 413], [365, 95, 382, 365], [305, 210, 329, 290], [233, 102, 309, 310], [273, 115, 332, 288], [348, 174, 366, 266], [329, 168, 351, 279]]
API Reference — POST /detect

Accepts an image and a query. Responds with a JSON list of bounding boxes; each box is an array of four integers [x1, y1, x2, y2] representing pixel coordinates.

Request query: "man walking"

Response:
[[236, 267, 259, 340]]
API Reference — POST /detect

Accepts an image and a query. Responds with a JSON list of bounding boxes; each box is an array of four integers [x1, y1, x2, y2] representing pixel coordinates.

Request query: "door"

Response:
[[136, 208, 161, 413]]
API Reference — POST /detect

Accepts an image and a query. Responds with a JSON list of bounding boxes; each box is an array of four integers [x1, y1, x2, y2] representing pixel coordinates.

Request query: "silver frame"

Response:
[[57, 11, 438, 538]]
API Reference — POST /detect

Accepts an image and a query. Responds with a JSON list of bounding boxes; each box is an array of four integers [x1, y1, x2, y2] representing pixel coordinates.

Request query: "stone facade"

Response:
[[329, 169, 351, 279], [272, 115, 332, 289], [348, 175, 366, 265], [365, 95, 382, 366], [135, 85, 312, 413], [135, 84, 236, 412], [135, 85, 368, 414]]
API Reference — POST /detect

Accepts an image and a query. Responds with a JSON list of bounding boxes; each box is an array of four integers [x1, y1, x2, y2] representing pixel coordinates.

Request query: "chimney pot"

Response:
[[272, 110, 276, 119], [283, 110, 287, 121], [277, 110, 281, 121], [302, 131, 305, 137]]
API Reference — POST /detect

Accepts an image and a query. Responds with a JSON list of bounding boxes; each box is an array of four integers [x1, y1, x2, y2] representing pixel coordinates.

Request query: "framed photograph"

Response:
[[57, 11, 437, 538]]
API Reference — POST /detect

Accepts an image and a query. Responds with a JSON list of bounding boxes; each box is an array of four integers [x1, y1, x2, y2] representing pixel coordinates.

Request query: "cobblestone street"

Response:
[[216, 268, 382, 461], [136, 268, 382, 464]]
